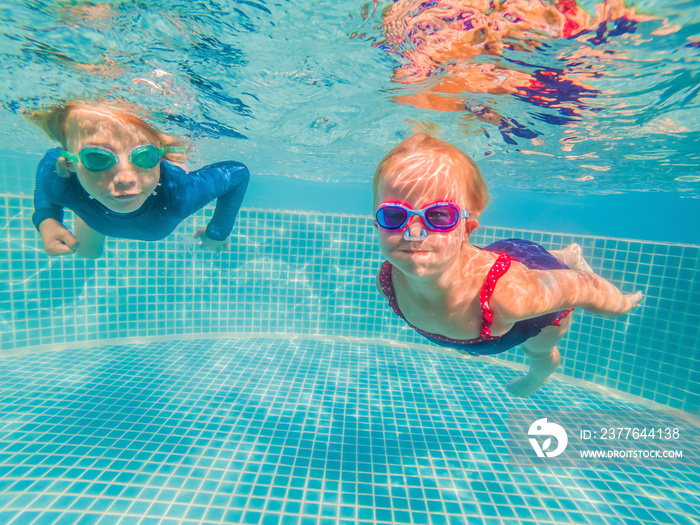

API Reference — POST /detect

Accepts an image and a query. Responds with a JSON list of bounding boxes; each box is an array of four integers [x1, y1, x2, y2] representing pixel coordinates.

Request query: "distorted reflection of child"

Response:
[[380, 0, 654, 139], [30, 103, 249, 258], [373, 133, 642, 396]]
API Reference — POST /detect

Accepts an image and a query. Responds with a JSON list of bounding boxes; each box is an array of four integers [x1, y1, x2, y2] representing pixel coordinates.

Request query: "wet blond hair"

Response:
[[27, 102, 189, 164], [372, 133, 489, 217]]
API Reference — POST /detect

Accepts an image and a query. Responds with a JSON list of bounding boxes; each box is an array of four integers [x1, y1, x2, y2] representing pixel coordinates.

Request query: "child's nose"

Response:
[[112, 164, 137, 186], [406, 216, 426, 232]]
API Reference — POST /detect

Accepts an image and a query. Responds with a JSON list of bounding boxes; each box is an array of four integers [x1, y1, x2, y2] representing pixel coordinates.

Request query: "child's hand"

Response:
[[621, 291, 644, 314], [38, 218, 79, 256], [194, 227, 230, 253], [605, 291, 644, 318]]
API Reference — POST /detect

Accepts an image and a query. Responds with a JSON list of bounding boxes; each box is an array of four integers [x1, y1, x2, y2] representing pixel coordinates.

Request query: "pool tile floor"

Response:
[[0, 338, 698, 525]]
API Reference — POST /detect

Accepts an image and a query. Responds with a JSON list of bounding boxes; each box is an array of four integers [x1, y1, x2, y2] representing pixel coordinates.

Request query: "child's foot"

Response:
[[506, 347, 560, 397], [553, 243, 593, 273]]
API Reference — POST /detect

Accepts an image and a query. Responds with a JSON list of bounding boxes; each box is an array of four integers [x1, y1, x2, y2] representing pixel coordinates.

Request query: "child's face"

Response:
[[63, 107, 161, 213], [374, 159, 473, 277]]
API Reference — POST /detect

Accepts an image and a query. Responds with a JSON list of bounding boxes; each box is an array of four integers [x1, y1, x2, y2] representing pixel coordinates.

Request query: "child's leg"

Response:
[[506, 315, 572, 397], [550, 243, 593, 273], [74, 216, 106, 259]]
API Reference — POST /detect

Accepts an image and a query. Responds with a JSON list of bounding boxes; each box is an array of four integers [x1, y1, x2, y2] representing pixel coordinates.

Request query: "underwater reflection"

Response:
[[378, 0, 664, 144]]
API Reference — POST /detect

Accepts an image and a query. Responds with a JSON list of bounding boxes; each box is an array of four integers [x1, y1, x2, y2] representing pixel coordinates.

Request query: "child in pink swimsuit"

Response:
[[373, 133, 642, 396]]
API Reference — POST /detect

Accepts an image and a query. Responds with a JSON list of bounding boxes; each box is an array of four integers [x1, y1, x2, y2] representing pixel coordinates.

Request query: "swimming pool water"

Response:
[[1, 1, 700, 522], [1, 0, 699, 196], [2, 173, 699, 523], [1, 337, 698, 525], [2, 196, 699, 524], [2, 201, 699, 411]]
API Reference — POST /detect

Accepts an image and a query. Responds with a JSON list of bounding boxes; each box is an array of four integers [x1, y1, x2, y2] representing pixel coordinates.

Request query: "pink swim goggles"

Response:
[[376, 201, 471, 232]]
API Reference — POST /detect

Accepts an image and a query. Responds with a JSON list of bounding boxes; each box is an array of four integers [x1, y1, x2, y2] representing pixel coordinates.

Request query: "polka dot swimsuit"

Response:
[[379, 239, 574, 356], [380, 254, 511, 345]]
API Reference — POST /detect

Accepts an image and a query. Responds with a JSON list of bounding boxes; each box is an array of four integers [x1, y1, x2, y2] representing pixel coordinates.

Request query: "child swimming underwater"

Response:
[[30, 103, 249, 258], [373, 133, 642, 396]]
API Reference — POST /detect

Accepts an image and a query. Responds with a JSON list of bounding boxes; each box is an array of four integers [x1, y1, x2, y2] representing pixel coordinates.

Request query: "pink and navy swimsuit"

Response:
[[379, 239, 574, 356]]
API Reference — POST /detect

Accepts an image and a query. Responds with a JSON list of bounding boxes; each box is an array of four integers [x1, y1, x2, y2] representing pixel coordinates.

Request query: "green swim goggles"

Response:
[[60, 145, 188, 172]]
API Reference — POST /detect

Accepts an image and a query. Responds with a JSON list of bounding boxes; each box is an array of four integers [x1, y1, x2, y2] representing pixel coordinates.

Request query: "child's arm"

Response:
[[170, 160, 250, 250], [193, 226, 230, 253], [72, 216, 105, 259], [33, 149, 76, 255], [32, 149, 65, 227], [492, 267, 642, 324]]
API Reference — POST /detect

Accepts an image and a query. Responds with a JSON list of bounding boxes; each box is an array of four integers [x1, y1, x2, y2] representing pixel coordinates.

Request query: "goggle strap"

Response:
[[160, 146, 188, 156], [58, 149, 80, 163]]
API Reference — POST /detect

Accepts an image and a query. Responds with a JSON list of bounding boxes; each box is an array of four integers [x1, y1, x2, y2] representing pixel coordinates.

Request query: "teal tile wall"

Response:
[[1, 194, 698, 413]]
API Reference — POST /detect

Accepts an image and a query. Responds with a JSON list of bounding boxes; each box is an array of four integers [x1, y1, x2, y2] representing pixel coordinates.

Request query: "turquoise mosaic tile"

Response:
[[0, 338, 698, 524], [0, 195, 698, 413]]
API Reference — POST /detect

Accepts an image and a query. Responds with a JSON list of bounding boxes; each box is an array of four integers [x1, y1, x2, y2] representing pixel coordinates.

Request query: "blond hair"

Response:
[[27, 102, 188, 164], [372, 133, 489, 217]]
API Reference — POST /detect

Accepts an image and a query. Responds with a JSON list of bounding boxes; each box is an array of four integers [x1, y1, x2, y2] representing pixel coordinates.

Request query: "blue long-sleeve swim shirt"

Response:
[[32, 148, 250, 242]]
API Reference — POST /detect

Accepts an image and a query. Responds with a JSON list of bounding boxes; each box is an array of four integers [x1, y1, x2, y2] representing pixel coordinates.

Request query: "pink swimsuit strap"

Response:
[[379, 252, 515, 345], [479, 252, 514, 337]]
